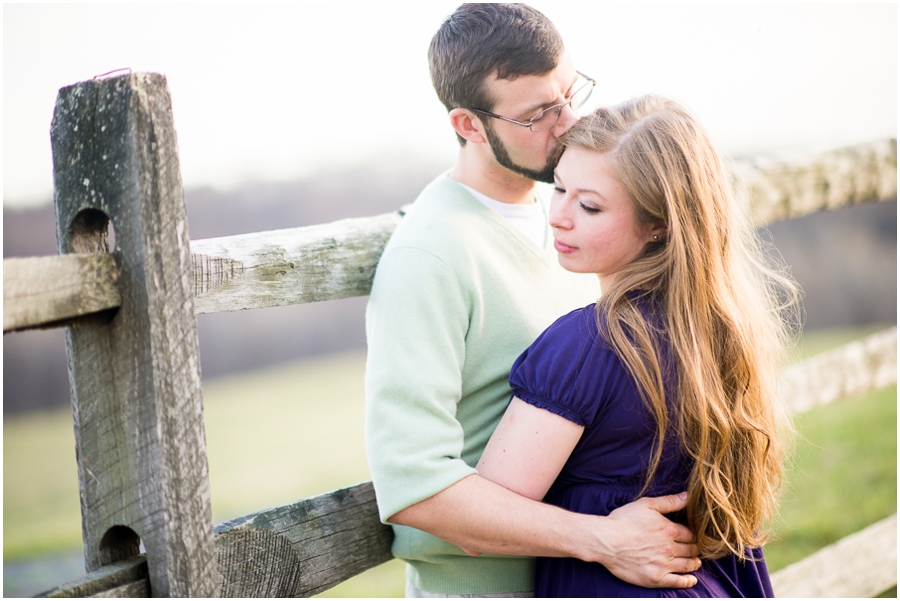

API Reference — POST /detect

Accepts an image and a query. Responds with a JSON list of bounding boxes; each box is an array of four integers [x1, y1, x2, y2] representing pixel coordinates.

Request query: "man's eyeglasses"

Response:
[[470, 72, 596, 133]]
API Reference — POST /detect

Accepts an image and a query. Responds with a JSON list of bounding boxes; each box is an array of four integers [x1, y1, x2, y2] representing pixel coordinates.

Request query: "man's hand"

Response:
[[593, 492, 701, 589], [391, 476, 700, 588]]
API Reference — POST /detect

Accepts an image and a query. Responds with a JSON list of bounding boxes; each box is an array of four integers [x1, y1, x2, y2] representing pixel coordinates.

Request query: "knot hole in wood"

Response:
[[65, 208, 119, 325], [98, 525, 141, 568], [67, 208, 116, 255]]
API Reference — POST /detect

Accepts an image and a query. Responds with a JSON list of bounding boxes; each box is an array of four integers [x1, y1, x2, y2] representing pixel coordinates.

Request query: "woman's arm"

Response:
[[390, 398, 702, 588], [476, 397, 583, 501], [456, 396, 582, 557]]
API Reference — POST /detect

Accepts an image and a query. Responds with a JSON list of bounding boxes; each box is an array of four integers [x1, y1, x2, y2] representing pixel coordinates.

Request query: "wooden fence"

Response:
[[3, 73, 896, 598]]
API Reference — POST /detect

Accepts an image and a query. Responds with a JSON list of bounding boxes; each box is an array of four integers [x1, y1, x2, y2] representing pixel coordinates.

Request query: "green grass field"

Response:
[[3, 324, 895, 597]]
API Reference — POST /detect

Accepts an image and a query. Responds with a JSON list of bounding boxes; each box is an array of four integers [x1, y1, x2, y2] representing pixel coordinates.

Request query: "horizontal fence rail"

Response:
[[190, 211, 404, 315], [39, 326, 898, 597], [38, 555, 150, 598], [3, 253, 119, 332], [732, 137, 897, 223], [213, 482, 393, 597], [770, 514, 897, 598], [188, 139, 897, 316], [780, 327, 898, 413], [4, 138, 895, 332]]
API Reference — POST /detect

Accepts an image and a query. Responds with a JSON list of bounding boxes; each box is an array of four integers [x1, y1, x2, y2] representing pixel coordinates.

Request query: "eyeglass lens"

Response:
[[529, 78, 594, 132]]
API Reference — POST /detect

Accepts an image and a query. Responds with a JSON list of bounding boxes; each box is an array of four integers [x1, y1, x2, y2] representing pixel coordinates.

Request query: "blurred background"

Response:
[[4, 2, 896, 597]]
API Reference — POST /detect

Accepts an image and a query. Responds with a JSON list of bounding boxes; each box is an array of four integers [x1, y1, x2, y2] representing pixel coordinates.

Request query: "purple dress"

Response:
[[509, 298, 774, 598]]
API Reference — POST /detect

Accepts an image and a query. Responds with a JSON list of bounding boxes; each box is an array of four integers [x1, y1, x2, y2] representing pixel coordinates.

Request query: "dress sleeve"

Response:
[[509, 306, 615, 429]]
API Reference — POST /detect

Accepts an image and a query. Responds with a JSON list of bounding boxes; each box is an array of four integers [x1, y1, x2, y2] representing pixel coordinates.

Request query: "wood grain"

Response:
[[190, 212, 402, 314], [186, 139, 896, 316], [734, 138, 897, 225], [213, 481, 393, 597], [780, 327, 897, 414], [51, 72, 217, 596], [771, 514, 897, 598], [40, 483, 393, 597], [3, 253, 119, 333], [38, 555, 149, 598]]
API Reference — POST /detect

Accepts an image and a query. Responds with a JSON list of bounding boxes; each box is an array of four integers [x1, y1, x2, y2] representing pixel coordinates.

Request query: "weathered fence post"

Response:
[[50, 72, 217, 596]]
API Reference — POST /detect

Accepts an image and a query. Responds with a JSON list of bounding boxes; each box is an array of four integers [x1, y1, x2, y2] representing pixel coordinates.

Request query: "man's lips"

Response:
[[554, 238, 577, 254]]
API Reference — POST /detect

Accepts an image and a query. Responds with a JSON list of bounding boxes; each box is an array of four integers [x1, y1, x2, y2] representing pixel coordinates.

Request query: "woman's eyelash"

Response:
[[553, 184, 599, 213]]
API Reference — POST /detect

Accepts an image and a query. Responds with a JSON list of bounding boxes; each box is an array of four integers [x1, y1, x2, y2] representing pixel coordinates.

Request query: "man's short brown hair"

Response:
[[429, 3, 564, 145]]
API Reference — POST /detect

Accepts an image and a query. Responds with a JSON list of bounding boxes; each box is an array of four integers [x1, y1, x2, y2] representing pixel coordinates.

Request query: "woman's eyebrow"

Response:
[[572, 187, 602, 197], [555, 175, 603, 199]]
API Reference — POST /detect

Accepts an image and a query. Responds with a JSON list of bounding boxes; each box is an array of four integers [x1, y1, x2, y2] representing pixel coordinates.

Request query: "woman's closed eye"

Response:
[[580, 202, 600, 214]]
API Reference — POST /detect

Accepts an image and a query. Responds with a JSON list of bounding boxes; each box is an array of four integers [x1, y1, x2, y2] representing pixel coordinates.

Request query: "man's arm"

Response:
[[392, 398, 702, 589], [391, 474, 701, 589]]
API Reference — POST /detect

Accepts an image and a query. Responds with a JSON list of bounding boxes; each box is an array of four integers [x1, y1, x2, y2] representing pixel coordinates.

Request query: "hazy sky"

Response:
[[4, 3, 896, 208]]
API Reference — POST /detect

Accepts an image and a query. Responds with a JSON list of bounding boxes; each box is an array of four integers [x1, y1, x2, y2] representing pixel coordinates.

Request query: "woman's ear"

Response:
[[449, 108, 487, 144], [649, 220, 669, 242]]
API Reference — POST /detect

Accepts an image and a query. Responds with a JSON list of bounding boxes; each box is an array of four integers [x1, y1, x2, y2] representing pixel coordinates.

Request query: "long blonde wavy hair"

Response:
[[560, 95, 801, 559]]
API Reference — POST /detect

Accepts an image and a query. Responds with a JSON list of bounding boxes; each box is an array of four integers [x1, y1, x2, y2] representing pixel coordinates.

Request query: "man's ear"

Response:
[[449, 108, 487, 144]]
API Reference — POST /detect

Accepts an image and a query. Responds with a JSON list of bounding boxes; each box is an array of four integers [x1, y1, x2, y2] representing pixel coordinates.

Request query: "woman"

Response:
[[476, 95, 800, 597]]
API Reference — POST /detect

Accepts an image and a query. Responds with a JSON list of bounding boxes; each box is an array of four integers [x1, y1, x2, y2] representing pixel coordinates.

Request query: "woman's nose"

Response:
[[549, 199, 571, 229]]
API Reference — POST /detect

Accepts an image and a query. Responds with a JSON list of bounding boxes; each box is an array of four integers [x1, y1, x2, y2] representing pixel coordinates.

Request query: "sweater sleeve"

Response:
[[365, 245, 478, 522]]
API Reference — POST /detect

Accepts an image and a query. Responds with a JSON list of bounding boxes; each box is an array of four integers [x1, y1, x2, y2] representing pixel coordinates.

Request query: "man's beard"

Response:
[[483, 120, 557, 184]]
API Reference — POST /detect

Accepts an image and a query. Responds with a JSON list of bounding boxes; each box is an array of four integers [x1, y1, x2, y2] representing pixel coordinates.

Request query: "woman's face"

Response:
[[549, 147, 662, 288]]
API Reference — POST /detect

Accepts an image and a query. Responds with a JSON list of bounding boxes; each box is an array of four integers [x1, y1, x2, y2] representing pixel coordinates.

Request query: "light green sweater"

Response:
[[365, 174, 598, 595]]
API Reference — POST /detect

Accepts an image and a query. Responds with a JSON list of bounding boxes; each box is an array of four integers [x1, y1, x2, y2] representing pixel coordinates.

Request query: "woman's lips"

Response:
[[554, 238, 577, 254]]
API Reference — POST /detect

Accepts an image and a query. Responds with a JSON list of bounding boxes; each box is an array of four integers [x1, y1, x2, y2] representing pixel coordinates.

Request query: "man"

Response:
[[365, 4, 700, 597]]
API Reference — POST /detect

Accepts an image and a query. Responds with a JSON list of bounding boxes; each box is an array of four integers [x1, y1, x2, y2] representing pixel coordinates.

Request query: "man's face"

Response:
[[478, 53, 580, 183]]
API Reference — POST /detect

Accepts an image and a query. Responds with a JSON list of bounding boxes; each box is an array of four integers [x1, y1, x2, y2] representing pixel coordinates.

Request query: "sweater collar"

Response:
[[441, 173, 555, 266]]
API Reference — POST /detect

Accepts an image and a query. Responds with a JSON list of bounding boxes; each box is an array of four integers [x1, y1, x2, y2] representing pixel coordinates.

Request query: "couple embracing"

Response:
[[365, 4, 798, 598]]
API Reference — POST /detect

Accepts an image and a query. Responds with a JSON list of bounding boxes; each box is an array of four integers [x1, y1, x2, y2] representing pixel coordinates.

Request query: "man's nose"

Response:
[[552, 103, 579, 138]]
